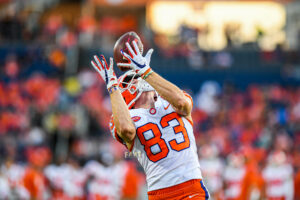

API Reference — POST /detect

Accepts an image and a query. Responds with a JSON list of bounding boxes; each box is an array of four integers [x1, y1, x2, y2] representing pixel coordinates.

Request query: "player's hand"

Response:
[[91, 55, 118, 90], [118, 41, 154, 77]]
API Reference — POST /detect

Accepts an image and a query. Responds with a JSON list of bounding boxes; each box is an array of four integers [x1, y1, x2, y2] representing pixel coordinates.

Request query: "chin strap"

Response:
[[127, 80, 155, 109]]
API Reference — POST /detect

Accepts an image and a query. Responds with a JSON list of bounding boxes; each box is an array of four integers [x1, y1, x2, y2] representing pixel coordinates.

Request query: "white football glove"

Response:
[[118, 41, 154, 77], [91, 55, 118, 90]]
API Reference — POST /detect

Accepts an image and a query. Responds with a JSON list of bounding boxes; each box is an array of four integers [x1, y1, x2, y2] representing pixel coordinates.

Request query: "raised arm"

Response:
[[91, 55, 135, 148], [109, 88, 135, 144], [145, 72, 192, 116], [119, 41, 193, 117]]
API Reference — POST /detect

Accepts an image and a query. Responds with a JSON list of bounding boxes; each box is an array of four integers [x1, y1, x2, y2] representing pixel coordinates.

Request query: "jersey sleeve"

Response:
[[182, 90, 193, 107], [157, 91, 193, 114], [158, 91, 193, 111], [109, 116, 135, 151]]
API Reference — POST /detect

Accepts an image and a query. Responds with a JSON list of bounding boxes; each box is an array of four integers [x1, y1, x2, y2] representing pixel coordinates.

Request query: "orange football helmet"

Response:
[[118, 70, 154, 109]]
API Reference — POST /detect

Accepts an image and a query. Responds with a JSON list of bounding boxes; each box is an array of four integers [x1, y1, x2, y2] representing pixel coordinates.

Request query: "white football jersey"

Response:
[[44, 164, 65, 190], [84, 160, 126, 200], [62, 164, 87, 198], [223, 166, 246, 199], [200, 158, 224, 194], [111, 95, 202, 191], [262, 163, 294, 200]]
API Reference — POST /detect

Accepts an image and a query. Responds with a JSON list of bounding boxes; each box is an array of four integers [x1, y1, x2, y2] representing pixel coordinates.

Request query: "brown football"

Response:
[[113, 31, 143, 71]]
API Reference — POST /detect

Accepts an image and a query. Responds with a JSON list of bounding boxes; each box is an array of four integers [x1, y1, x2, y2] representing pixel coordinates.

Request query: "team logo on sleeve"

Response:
[[132, 116, 141, 122]]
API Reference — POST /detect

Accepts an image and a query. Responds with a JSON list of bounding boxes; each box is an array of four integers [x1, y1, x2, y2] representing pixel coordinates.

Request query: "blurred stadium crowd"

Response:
[[1, 1, 300, 200]]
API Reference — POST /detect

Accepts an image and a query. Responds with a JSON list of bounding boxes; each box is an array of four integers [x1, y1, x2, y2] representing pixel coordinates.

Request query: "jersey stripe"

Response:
[[183, 91, 193, 107], [184, 117, 193, 126], [200, 180, 210, 200]]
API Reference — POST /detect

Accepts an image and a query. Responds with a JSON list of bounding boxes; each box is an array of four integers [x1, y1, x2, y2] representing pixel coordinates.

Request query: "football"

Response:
[[113, 31, 143, 71]]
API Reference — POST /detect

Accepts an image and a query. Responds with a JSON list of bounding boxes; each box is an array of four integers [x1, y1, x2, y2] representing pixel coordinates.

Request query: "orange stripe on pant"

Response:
[[148, 179, 209, 200]]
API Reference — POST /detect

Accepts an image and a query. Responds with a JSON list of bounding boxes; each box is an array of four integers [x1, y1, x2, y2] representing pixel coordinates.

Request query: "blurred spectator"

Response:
[[295, 169, 300, 200], [0, 158, 29, 199], [223, 152, 253, 200], [0, 6, 24, 41], [195, 81, 221, 116], [262, 151, 294, 200], [44, 15, 63, 38], [199, 143, 224, 200], [78, 14, 97, 47], [213, 51, 233, 68], [224, 23, 241, 48], [84, 140, 143, 200], [23, 146, 51, 199], [48, 47, 66, 69]]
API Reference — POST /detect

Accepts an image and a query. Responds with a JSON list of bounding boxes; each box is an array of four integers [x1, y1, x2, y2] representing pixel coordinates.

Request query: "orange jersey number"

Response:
[[160, 112, 190, 151], [136, 123, 169, 162], [137, 112, 190, 162]]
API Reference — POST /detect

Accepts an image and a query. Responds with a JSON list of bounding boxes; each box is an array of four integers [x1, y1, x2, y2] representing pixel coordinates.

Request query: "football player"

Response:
[[262, 151, 294, 200], [223, 152, 251, 200], [91, 39, 209, 200], [84, 140, 142, 200], [199, 144, 224, 200]]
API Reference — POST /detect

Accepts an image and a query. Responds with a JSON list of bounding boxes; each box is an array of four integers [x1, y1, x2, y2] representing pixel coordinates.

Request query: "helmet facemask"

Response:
[[118, 70, 155, 109]]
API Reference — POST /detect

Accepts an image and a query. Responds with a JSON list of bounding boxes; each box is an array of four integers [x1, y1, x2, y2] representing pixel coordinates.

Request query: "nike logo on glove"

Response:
[[129, 57, 146, 68]]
